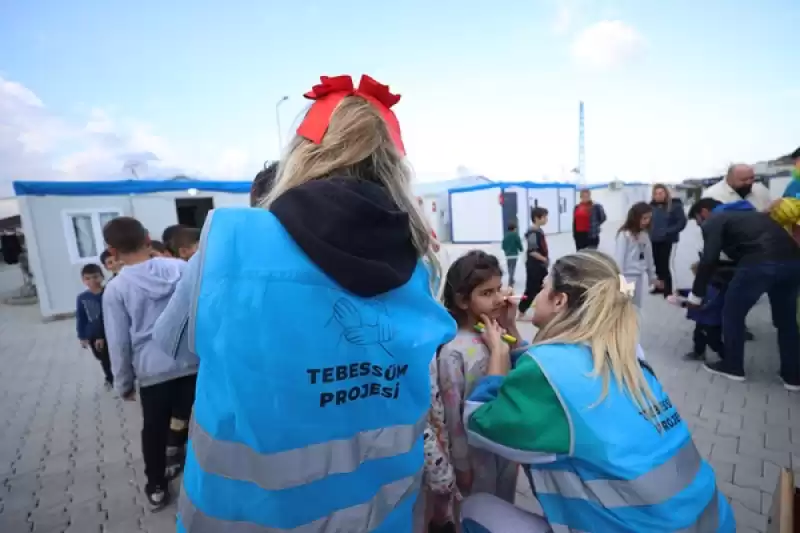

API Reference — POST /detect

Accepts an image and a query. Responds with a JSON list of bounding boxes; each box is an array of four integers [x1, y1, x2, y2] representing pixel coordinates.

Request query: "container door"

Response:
[[450, 187, 504, 243], [559, 187, 575, 233], [527, 187, 560, 234], [500, 190, 518, 235]]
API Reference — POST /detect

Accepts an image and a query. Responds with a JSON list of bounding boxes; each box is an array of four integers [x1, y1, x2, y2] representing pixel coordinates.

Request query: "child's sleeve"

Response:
[[153, 254, 199, 357], [75, 295, 88, 340], [102, 285, 135, 396], [437, 344, 470, 473], [595, 203, 607, 225], [644, 237, 657, 283], [466, 353, 570, 462], [423, 355, 457, 496], [614, 232, 629, 272], [515, 233, 523, 254]]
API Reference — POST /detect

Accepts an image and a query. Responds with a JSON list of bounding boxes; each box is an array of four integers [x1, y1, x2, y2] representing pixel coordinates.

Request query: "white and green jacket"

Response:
[[464, 343, 735, 533]]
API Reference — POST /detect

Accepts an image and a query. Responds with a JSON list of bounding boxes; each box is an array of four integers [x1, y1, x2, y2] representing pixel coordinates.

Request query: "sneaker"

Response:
[[145, 485, 171, 512], [683, 351, 704, 362], [780, 377, 800, 392], [703, 361, 745, 382], [104, 381, 113, 391]]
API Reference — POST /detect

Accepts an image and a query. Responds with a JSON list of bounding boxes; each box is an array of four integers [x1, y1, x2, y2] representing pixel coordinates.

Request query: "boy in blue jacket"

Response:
[[676, 263, 732, 361], [76, 263, 114, 389]]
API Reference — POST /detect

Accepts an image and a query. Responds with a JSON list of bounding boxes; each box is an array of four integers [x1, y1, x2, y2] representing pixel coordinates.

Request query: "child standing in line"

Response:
[[101, 217, 198, 510], [170, 227, 201, 260], [149, 240, 169, 257], [501, 221, 523, 287], [100, 249, 121, 279], [518, 207, 549, 317], [160, 225, 200, 480], [435, 250, 527, 520], [76, 263, 114, 389], [161, 224, 191, 258], [614, 202, 661, 308]]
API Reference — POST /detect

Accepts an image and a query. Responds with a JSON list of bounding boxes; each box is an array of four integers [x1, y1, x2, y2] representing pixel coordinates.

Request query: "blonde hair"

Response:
[[261, 96, 441, 293], [534, 250, 658, 421], [651, 183, 672, 209]]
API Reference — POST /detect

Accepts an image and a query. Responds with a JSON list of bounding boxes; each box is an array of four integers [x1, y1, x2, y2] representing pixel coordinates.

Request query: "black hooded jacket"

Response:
[[270, 177, 419, 297], [692, 210, 800, 297]]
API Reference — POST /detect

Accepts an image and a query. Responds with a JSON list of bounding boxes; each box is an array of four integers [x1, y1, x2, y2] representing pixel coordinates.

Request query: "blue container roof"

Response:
[[13, 179, 252, 197], [448, 181, 578, 194]]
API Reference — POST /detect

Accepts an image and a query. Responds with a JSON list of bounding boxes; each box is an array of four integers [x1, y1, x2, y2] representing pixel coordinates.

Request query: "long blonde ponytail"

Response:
[[260, 96, 441, 294], [534, 251, 658, 421]]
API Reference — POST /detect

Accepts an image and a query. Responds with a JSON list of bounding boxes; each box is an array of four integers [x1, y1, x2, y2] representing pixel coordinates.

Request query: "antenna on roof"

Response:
[[577, 101, 586, 185], [122, 160, 144, 179]]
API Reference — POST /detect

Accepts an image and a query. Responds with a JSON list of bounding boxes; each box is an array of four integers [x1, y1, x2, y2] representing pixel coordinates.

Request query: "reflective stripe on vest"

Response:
[[190, 413, 426, 491], [179, 470, 422, 532], [531, 439, 701, 508], [547, 489, 720, 533]]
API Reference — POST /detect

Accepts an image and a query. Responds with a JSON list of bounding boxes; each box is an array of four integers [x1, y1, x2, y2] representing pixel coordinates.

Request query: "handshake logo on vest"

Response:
[[332, 298, 395, 354], [305, 298, 408, 408]]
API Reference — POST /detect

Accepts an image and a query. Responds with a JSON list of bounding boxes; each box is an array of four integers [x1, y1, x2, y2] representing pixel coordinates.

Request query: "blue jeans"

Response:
[[722, 261, 800, 382]]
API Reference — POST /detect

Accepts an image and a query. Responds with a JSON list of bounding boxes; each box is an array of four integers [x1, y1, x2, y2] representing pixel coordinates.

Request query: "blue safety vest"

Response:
[[178, 208, 456, 532], [526, 344, 735, 532]]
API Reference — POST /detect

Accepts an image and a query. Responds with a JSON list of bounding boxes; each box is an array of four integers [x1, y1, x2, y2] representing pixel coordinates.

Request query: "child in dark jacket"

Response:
[[519, 207, 549, 316], [76, 263, 114, 388], [672, 260, 735, 361], [501, 222, 523, 286]]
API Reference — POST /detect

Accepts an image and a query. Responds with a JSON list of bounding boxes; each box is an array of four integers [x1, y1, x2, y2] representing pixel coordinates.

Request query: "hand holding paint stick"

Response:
[[504, 294, 528, 304], [474, 322, 517, 344]]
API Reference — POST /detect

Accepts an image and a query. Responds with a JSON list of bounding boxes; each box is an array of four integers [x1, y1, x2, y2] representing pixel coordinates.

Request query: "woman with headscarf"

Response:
[[154, 74, 456, 532]]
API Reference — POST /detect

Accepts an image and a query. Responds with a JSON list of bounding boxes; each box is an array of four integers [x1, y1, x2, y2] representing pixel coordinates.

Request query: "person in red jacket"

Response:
[[573, 189, 606, 250]]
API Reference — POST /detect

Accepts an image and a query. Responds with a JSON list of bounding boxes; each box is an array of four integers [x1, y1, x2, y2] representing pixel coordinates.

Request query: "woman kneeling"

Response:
[[461, 250, 735, 533]]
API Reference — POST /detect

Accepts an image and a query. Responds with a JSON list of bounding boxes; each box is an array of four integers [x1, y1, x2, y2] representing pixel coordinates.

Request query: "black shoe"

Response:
[[429, 521, 457, 533], [683, 351, 704, 362], [703, 361, 745, 382], [745, 330, 755, 341], [145, 485, 171, 512]]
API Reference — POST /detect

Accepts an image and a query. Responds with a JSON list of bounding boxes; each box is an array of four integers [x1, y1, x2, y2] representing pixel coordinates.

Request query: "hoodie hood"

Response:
[[117, 257, 186, 299], [712, 199, 756, 213], [270, 176, 418, 297]]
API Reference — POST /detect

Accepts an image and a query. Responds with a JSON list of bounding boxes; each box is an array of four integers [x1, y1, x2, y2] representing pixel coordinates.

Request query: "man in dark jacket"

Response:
[[687, 198, 800, 390], [649, 185, 687, 296]]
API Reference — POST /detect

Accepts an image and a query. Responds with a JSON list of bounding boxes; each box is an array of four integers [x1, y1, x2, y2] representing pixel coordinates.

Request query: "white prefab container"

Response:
[[449, 182, 577, 244], [413, 176, 493, 242], [13, 179, 251, 319], [583, 182, 650, 224]]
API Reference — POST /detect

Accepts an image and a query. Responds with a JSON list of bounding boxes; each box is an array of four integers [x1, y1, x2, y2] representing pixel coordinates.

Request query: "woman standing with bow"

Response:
[[158, 75, 456, 532]]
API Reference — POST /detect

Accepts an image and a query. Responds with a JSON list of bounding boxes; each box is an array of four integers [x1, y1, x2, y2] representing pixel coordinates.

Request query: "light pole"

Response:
[[275, 96, 289, 154]]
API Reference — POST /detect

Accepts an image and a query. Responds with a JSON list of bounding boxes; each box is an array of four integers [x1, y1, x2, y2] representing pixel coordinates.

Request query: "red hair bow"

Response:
[[296, 74, 406, 155]]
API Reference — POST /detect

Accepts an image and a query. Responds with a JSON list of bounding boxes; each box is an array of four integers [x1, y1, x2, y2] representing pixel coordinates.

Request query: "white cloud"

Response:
[[571, 20, 645, 69], [0, 76, 255, 197], [553, 3, 573, 34]]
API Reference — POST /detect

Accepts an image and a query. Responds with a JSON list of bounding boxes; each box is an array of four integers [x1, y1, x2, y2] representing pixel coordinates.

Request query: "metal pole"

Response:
[[275, 96, 289, 154]]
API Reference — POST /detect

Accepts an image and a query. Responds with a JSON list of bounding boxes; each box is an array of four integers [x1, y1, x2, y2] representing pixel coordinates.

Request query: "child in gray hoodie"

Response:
[[614, 202, 662, 308], [102, 216, 198, 511]]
